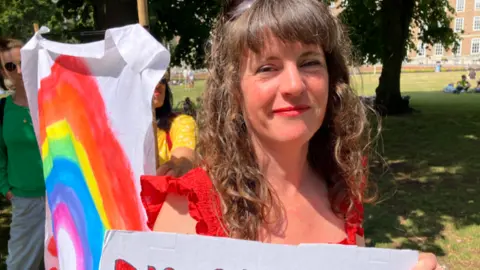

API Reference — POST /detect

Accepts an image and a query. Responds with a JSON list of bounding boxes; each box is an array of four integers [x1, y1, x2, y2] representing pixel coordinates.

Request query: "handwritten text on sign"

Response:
[[100, 230, 418, 270]]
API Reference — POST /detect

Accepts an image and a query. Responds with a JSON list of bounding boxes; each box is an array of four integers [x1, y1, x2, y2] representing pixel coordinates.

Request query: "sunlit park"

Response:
[[1, 0, 480, 269], [3, 70, 477, 268], [175, 70, 480, 269]]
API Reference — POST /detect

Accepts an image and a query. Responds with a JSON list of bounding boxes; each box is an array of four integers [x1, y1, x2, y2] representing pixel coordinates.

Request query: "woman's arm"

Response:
[[153, 193, 197, 234], [157, 148, 196, 176], [170, 147, 195, 172], [157, 115, 197, 176]]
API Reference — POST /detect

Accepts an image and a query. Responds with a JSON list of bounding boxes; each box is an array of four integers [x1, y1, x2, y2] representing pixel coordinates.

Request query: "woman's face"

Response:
[[153, 81, 166, 108], [239, 34, 329, 146], [0, 48, 23, 91]]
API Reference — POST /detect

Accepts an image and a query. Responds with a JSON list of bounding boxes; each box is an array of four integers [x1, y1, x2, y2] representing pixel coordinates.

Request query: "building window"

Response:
[[434, 44, 444, 56], [417, 43, 426, 57], [456, 0, 465, 11], [476, 0, 480, 10], [471, 38, 480, 54], [474, 17, 480, 31], [453, 40, 462, 56], [455, 18, 464, 32]]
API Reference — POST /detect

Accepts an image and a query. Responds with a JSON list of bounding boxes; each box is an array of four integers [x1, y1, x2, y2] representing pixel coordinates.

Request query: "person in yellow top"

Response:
[[153, 75, 196, 176]]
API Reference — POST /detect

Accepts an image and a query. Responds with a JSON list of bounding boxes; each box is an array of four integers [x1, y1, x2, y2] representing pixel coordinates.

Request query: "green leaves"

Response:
[[340, 0, 459, 65], [148, 0, 221, 68], [0, 0, 55, 40], [53, 0, 221, 68], [0, 0, 93, 42]]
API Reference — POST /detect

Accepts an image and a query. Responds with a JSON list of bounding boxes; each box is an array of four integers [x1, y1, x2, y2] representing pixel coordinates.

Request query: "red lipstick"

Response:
[[272, 105, 310, 116]]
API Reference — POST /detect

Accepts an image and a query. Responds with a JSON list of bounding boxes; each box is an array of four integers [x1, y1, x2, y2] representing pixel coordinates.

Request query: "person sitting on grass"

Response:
[[473, 80, 480, 93], [456, 75, 471, 93], [443, 83, 456, 93], [182, 97, 196, 118]]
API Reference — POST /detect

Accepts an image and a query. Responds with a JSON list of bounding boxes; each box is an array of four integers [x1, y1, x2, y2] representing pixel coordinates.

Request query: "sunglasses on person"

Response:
[[3, 62, 20, 72]]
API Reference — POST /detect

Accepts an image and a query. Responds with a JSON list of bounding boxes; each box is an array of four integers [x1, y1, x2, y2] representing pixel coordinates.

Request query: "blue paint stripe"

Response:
[[46, 158, 105, 270], [48, 183, 93, 269]]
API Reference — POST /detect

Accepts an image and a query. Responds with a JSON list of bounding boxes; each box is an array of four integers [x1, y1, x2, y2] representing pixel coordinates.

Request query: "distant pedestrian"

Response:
[[469, 69, 476, 80]]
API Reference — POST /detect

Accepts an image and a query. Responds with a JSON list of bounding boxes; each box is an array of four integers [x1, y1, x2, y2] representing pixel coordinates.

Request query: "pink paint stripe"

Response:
[[52, 203, 85, 269]]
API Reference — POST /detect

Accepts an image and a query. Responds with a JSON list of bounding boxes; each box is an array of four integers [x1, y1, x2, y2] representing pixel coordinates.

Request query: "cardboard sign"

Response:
[[100, 230, 418, 270]]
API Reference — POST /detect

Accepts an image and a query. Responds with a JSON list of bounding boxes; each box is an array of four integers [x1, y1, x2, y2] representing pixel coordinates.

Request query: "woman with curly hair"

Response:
[[141, 0, 439, 268]]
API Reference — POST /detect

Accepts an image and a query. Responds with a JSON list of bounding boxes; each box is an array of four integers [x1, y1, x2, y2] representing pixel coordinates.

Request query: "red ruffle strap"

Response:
[[140, 167, 226, 237], [342, 156, 368, 245], [338, 195, 365, 245], [344, 199, 364, 245]]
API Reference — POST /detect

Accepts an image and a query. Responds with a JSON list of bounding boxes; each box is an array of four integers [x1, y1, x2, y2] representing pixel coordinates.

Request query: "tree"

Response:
[[56, 0, 221, 68], [57, 0, 136, 32], [339, 0, 458, 115], [149, 0, 220, 68], [0, 0, 65, 41]]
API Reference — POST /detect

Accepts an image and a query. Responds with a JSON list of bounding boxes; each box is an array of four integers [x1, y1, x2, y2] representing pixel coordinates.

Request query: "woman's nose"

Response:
[[279, 64, 305, 96]]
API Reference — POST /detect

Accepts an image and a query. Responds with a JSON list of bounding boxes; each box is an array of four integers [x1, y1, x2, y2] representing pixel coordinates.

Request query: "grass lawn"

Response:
[[1, 71, 478, 268], [171, 71, 475, 103], [365, 92, 480, 269]]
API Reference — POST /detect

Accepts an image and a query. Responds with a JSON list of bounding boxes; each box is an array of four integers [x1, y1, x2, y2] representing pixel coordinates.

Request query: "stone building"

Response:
[[408, 0, 480, 65], [329, 0, 480, 66]]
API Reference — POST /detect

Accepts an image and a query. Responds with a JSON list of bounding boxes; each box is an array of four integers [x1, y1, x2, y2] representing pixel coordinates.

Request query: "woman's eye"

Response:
[[302, 60, 322, 67], [256, 65, 276, 73]]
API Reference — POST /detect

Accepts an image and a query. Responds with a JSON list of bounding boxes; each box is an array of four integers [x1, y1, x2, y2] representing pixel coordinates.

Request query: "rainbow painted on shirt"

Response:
[[39, 55, 146, 270]]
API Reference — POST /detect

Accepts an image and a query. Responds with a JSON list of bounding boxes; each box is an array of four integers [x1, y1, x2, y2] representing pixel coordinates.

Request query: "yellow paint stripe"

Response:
[[42, 120, 111, 229]]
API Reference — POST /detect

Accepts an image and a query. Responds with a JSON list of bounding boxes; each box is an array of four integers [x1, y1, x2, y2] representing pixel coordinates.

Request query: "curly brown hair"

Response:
[[197, 0, 375, 240]]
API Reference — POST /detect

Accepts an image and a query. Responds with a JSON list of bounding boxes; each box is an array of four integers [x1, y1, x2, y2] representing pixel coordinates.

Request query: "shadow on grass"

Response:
[[366, 165, 479, 253], [364, 92, 480, 266]]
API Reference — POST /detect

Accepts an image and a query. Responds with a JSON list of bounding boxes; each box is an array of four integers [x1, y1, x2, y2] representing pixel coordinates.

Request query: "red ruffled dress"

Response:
[[140, 167, 364, 245]]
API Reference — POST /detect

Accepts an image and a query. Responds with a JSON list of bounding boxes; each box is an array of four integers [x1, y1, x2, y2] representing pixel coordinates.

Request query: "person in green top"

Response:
[[0, 38, 45, 270], [456, 75, 471, 93]]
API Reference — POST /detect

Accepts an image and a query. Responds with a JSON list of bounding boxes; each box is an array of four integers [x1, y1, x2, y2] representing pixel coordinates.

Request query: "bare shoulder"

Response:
[[153, 193, 198, 234]]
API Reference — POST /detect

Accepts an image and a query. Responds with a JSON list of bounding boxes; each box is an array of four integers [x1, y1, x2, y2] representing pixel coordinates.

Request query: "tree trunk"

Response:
[[374, 0, 415, 115]]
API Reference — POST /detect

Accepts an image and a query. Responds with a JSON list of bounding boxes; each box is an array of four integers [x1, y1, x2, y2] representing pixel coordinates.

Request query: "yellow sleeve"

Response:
[[169, 114, 196, 151]]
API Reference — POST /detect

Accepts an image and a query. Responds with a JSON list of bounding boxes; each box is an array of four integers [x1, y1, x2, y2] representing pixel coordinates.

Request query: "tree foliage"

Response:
[[149, 0, 221, 68], [55, 0, 220, 68], [0, 0, 63, 41], [337, 0, 458, 114], [339, 0, 458, 65]]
